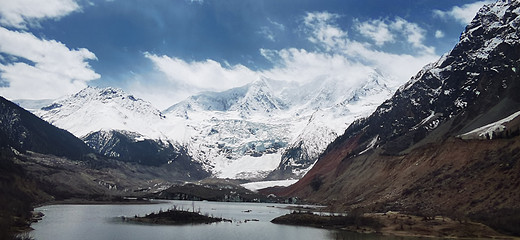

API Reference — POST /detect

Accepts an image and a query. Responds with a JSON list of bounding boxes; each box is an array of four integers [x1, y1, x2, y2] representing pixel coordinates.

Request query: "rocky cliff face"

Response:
[[282, 0, 520, 219]]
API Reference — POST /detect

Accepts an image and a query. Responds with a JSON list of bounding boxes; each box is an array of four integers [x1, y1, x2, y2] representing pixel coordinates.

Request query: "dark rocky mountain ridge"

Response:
[[0, 96, 92, 160]]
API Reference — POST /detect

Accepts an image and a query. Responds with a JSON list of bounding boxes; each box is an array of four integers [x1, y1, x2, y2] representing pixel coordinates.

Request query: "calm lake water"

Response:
[[31, 200, 414, 240]]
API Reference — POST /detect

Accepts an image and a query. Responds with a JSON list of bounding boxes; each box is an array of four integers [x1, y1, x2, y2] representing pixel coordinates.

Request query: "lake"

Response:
[[30, 200, 414, 240]]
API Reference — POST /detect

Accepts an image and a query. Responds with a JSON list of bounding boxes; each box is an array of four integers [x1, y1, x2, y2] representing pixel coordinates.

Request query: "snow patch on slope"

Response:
[[241, 179, 298, 192], [215, 153, 282, 179], [458, 110, 520, 139]]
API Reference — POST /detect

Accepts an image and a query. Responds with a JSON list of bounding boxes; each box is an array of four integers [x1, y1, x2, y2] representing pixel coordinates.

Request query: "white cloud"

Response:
[[132, 53, 262, 109], [0, 0, 80, 29], [391, 17, 434, 54], [144, 52, 258, 92], [301, 12, 438, 82], [260, 48, 374, 87], [306, 13, 434, 55], [141, 11, 440, 109], [268, 18, 285, 31], [433, 1, 493, 25], [354, 19, 394, 46], [188, 0, 204, 4], [355, 17, 434, 54], [0, 27, 100, 100], [435, 30, 445, 38], [343, 41, 438, 84], [259, 26, 276, 42], [258, 18, 286, 42], [303, 12, 348, 52]]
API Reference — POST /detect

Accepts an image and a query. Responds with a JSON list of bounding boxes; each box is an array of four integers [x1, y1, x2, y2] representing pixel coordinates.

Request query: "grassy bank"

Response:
[[272, 211, 519, 239]]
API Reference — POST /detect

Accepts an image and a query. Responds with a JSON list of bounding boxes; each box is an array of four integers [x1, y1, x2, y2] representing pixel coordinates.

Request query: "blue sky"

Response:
[[0, 0, 493, 109]]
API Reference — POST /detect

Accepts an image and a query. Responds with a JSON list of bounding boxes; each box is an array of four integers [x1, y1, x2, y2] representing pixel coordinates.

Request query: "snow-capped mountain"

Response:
[[33, 64, 397, 180], [266, 70, 396, 179], [266, 110, 340, 179], [164, 78, 287, 118], [163, 70, 396, 180], [34, 87, 210, 176], [36, 87, 167, 139]]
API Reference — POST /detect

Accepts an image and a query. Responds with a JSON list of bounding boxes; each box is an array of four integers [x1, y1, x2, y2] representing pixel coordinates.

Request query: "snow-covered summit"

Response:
[[161, 70, 396, 179], [37, 86, 167, 139], [164, 78, 287, 119]]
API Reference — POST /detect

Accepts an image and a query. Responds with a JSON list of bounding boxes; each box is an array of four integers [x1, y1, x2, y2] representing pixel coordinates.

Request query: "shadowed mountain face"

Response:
[[83, 129, 210, 179], [0, 96, 92, 160], [281, 0, 520, 222]]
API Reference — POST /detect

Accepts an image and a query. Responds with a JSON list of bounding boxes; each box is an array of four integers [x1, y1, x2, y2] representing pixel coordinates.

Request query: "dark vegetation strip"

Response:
[[271, 211, 383, 231]]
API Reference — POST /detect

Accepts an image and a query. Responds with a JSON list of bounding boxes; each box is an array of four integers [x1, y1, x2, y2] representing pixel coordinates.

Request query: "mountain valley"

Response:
[[1, 0, 520, 238]]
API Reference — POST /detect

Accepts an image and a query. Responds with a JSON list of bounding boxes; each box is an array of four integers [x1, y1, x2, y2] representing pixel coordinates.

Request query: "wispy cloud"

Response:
[[435, 30, 445, 38], [354, 17, 434, 54], [187, 0, 204, 4], [260, 48, 375, 87], [0, 0, 80, 29], [300, 12, 438, 82], [259, 26, 276, 42], [144, 52, 258, 91], [0, 27, 99, 100], [303, 12, 347, 52], [433, 0, 493, 25], [354, 19, 394, 46], [268, 18, 285, 31], [259, 18, 286, 42], [391, 17, 433, 53]]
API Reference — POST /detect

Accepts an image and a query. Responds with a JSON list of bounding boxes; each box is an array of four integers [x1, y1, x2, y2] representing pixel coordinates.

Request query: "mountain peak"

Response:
[[458, 0, 520, 60], [164, 78, 287, 119], [77, 86, 139, 102], [37, 87, 166, 139]]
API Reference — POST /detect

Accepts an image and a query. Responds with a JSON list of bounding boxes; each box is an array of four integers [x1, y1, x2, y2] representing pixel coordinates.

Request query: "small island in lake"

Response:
[[127, 207, 230, 225]]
